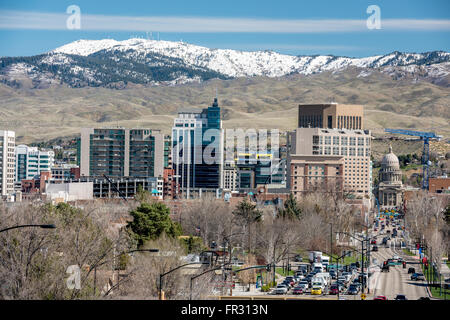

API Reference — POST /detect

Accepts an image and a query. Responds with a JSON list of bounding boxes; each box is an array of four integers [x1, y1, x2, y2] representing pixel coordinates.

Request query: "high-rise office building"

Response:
[[15, 145, 54, 182], [171, 98, 223, 198], [288, 127, 372, 198], [298, 103, 364, 130], [0, 130, 16, 198], [235, 151, 284, 189], [78, 128, 166, 178]]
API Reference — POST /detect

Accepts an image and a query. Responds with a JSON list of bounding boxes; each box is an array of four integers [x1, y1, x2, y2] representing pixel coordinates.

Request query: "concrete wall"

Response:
[[46, 182, 93, 202]]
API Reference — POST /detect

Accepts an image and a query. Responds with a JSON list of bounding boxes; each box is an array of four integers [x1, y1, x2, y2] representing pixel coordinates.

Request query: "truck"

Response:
[[309, 251, 322, 263], [312, 262, 325, 273], [321, 255, 330, 268], [313, 272, 331, 287]]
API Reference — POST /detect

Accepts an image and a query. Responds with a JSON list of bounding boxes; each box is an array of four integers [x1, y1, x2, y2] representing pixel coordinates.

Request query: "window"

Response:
[[324, 146, 331, 155], [333, 136, 339, 145], [349, 147, 356, 156], [341, 147, 347, 156], [333, 146, 339, 155], [358, 137, 364, 146], [358, 148, 364, 156], [325, 136, 331, 145], [350, 137, 356, 146], [341, 137, 348, 146]]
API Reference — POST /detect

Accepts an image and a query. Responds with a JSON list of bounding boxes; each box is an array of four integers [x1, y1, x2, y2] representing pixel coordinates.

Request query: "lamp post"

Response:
[[160, 261, 209, 300], [190, 263, 232, 300], [0, 224, 56, 233]]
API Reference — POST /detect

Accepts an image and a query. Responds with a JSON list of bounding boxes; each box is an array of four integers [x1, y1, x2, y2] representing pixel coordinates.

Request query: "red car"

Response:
[[292, 286, 304, 295], [329, 285, 339, 295], [370, 239, 377, 244], [374, 295, 387, 300]]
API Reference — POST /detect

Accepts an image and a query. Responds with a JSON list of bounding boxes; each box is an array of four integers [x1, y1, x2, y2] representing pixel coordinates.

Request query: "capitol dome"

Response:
[[381, 145, 400, 169], [379, 145, 402, 184]]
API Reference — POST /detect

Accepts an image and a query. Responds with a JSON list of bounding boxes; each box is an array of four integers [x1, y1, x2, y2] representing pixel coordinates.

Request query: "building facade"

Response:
[[78, 128, 166, 178], [15, 145, 54, 182], [0, 130, 15, 198], [377, 145, 405, 210], [288, 127, 372, 198], [298, 103, 364, 130], [171, 98, 224, 198]]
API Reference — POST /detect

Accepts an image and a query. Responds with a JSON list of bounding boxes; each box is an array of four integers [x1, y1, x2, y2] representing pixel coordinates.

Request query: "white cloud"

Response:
[[0, 10, 449, 33]]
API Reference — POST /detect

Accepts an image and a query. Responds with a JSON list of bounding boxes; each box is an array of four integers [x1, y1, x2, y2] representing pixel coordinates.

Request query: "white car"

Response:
[[274, 285, 288, 294]]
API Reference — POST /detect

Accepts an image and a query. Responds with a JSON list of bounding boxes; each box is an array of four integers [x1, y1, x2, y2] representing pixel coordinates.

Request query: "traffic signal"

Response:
[[266, 264, 271, 272]]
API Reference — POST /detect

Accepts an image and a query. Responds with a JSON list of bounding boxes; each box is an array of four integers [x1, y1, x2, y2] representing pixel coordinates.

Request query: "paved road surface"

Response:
[[370, 231, 429, 300]]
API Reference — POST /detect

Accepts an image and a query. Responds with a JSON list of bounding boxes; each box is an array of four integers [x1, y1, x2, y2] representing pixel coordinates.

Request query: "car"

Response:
[[311, 286, 322, 295], [374, 295, 387, 300], [394, 294, 408, 300], [393, 255, 399, 261], [407, 267, 416, 274], [418, 297, 430, 300], [298, 280, 309, 289], [274, 285, 288, 294], [411, 273, 425, 281], [329, 270, 337, 279], [381, 265, 390, 272], [292, 286, 305, 295], [372, 245, 378, 252], [297, 282, 308, 291], [329, 285, 339, 295], [370, 239, 377, 244], [347, 285, 359, 295], [294, 255, 303, 262]]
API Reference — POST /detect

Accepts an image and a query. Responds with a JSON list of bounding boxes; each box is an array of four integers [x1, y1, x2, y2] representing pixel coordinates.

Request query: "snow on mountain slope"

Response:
[[53, 38, 450, 79]]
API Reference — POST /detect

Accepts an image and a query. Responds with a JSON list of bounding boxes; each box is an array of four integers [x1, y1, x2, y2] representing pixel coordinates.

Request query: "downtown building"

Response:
[[0, 130, 15, 199], [171, 98, 223, 199], [15, 145, 55, 182], [288, 128, 372, 199], [78, 127, 167, 178], [288, 103, 372, 199]]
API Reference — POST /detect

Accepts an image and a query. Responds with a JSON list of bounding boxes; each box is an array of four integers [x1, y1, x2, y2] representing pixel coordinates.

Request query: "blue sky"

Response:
[[0, 0, 449, 57]]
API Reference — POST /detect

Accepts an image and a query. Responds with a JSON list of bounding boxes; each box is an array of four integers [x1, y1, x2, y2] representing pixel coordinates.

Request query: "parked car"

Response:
[[411, 273, 425, 281], [407, 267, 415, 274], [394, 294, 408, 300], [374, 295, 387, 300], [311, 286, 322, 295]]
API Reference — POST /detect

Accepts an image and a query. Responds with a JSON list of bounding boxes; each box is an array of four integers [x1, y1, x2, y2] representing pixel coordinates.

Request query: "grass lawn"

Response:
[[402, 248, 415, 256], [421, 264, 450, 300], [275, 267, 294, 277]]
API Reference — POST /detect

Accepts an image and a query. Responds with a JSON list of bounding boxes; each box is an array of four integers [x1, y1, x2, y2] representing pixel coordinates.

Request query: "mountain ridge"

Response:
[[1, 38, 449, 88]]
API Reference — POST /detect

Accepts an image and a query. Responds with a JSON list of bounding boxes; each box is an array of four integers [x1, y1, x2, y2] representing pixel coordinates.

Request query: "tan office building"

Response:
[[298, 103, 364, 130], [0, 130, 16, 198], [288, 127, 372, 198]]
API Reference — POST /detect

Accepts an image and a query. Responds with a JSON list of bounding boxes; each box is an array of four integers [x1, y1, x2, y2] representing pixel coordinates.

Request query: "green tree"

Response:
[[232, 198, 262, 253], [277, 193, 302, 220], [127, 202, 182, 247]]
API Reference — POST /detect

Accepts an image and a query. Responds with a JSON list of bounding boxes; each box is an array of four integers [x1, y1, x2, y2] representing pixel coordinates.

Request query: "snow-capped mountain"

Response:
[[1, 38, 449, 88]]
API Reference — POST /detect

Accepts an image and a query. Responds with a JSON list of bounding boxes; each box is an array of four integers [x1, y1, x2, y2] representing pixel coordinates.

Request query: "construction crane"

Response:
[[384, 129, 442, 190]]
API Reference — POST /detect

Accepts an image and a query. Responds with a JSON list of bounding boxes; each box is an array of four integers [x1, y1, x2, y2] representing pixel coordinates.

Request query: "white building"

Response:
[[15, 145, 54, 182], [0, 130, 16, 198]]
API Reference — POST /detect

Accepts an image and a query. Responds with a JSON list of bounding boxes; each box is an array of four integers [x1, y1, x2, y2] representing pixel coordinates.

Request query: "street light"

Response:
[[0, 224, 56, 233], [159, 261, 209, 300]]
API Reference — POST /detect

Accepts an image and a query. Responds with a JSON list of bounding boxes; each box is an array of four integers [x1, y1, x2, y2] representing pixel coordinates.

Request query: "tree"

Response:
[[277, 193, 302, 220], [127, 202, 182, 247], [232, 198, 262, 254]]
